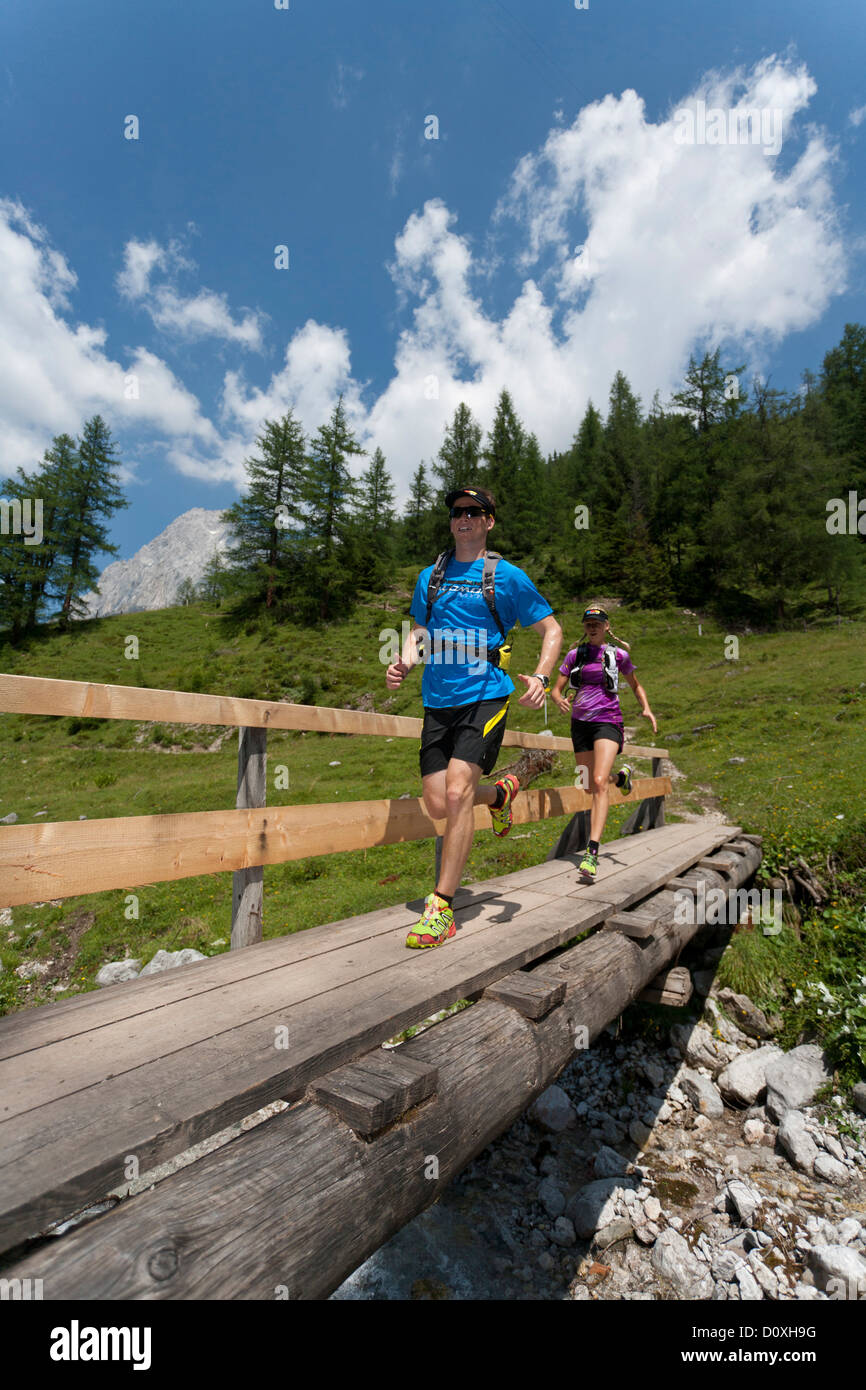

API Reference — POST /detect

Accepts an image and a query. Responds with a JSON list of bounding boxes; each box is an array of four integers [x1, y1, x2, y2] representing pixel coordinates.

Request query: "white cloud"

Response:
[[117, 237, 266, 350], [0, 55, 850, 511], [0, 200, 218, 475], [218, 55, 847, 505], [849, 104, 866, 128]]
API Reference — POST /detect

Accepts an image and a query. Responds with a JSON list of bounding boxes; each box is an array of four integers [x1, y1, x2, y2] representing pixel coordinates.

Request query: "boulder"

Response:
[[852, 1082, 866, 1117], [764, 1045, 833, 1122], [537, 1177, 565, 1219], [566, 1177, 639, 1238], [96, 959, 143, 986], [717, 988, 775, 1039], [777, 1109, 819, 1177], [528, 1085, 576, 1134], [679, 1067, 725, 1118], [651, 1229, 714, 1299], [807, 1245, 866, 1296], [813, 1153, 850, 1186], [717, 1045, 784, 1106], [681, 1023, 739, 1077], [724, 1179, 762, 1228], [593, 1145, 630, 1179], [139, 948, 208, 977]]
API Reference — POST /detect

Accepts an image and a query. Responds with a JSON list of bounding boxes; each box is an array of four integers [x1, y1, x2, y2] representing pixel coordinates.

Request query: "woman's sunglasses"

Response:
[[450, 505, 487, 518]]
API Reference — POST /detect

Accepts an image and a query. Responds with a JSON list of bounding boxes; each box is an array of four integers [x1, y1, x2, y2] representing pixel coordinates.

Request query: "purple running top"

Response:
[[559, 644, 635, 727]]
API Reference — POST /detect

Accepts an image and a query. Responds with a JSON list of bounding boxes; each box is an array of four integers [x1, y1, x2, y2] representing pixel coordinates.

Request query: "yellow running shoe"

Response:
[[489, 773, 520, 838], [406, 892, 456, 949]]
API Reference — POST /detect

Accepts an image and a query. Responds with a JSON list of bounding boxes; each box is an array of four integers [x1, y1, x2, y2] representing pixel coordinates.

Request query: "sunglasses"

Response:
[[450, 505, 487, 518]]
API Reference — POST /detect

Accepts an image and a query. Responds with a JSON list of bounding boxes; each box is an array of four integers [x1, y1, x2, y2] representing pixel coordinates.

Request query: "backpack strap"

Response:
[[425, 549, 452, 629], [602, 643, 619, 694], [481, 550, 508, 643], [568, 642, 591, 690]]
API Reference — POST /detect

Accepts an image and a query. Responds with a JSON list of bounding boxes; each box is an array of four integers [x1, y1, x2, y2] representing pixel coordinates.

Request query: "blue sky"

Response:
[[1, 0, 864, 564]]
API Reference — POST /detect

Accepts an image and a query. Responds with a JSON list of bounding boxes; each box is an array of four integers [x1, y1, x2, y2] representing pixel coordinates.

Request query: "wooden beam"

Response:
[[483, 969, 566, 1019], [637, 965, 693, 1006], [0, 778, 671, 907], [307, 1053, 438, 1136], [0, 673, 667, 758]]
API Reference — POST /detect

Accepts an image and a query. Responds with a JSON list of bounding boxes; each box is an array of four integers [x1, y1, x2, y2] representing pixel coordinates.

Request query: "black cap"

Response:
[[582, 606, 608, 622], [445, 487, 495, 515]]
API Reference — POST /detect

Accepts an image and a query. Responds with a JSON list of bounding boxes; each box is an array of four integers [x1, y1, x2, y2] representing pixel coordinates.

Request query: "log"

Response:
[[2, 839, 761, 1299]]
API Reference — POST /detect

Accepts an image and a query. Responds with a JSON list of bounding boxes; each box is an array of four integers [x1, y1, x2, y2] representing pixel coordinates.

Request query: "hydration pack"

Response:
[[568, 642, 619, 694], [424, 548, 511, 670]]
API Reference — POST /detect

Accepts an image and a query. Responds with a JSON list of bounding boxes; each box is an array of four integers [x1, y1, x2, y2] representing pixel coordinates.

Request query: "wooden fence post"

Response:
[[231, 726, 267, 949]]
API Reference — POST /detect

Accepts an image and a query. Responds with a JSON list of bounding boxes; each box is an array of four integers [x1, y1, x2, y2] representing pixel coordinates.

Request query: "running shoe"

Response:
[[619, 763, 633, 796], [578, 849, 599, 884], [406, 892, 456, 949], [489, 773, 520, 838]]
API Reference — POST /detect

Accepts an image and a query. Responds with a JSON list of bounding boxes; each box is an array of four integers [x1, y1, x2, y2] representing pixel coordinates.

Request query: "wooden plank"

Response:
[[602, 912, 659, 939], [0, 884, 499, 1059], [307, 1053, 438, 1135], [483, 970, 566, 1019], [0, 885, 558, 1120], [0, 823, 738, 1248], [0, 778, 672, 907], [0, 888, 621, 1248], [638, 965, 693, 1006], [697, 855, 739, 873], [0, 674, 667, 760], [231, 726, 267, 948]]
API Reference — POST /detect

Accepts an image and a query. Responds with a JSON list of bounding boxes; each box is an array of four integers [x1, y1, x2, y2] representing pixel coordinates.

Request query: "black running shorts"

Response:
[[570, 719, 624, 754], [419, 698, 510, 777]]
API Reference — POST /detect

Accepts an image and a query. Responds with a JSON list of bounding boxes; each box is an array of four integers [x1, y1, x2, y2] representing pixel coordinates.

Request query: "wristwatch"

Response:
[[532, 673, 550, 690]]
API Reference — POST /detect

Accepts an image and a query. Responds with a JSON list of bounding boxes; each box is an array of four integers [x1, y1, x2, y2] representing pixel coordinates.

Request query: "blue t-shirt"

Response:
[[410, 554, 553, 709]]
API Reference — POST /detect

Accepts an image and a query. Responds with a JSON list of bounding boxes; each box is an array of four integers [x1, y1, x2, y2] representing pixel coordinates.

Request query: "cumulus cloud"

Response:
[[849, 104, 866, 128], [0, 55, 850, 507], [0, 199, 219, 475], [117, 236, 266, 350], [220, 54, 847, 499]]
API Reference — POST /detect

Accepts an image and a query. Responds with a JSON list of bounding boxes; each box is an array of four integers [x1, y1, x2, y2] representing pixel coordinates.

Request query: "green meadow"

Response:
[[1, 582, 864, 1084]]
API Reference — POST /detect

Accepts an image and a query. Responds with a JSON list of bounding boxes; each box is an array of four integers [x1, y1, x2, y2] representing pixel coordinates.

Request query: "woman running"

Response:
[[552, 603, 657, 884]]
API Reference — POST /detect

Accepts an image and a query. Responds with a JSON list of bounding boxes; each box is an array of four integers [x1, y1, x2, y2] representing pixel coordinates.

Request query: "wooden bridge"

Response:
[[0, 673, 759, 1299]]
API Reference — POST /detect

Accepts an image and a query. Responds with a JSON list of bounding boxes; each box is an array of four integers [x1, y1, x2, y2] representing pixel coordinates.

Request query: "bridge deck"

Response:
[[0, 820, 738, 1252]]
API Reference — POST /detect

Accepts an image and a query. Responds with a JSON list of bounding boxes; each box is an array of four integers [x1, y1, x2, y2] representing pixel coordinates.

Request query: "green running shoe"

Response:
[[406, 892, 456, 949], [578, 849, 599, 884], [619, 763, 633, 796], [489, 773, 520, 838]]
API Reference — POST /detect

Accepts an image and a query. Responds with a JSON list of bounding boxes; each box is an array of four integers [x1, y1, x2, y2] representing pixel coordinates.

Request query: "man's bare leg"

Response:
[[422, 760, 501, 898]]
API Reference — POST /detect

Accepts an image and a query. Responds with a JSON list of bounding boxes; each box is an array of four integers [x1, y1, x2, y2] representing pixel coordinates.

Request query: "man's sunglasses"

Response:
[[449, 505, 487, 518]]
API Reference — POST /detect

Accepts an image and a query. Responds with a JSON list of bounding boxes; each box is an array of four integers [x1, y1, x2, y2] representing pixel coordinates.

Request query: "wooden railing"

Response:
[[0, 674, 670, 942]]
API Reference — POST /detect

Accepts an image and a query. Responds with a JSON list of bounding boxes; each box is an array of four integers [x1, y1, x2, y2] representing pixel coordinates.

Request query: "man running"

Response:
[[385, 485, 562, 949]]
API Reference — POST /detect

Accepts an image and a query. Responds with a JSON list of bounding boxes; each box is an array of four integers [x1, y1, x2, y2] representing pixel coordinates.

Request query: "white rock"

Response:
[[644, 1196, 661, 1222], [813, 1152, 850, 1186], [96, 959, 143, 986], [838, 1218, 862, 1245], [717, 1045, 784, 1106], [743, 1118, 764, 1145], [651, 1229, 713, 1299], [735, 1264, 764, 1300], [567, 1178, 640, 1238], [679, 1068, 725, 1118], [765, 1045, 833, 1122], [807, 1244, 866, 1296], [777, 1110, 819, 1177], [139, 948, 208, 976]]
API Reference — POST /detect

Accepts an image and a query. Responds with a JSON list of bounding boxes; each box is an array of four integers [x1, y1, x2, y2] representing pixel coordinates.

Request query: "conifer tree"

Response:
[[221, 409, 307, 610], [301, 395, 366, 619], [432, 402, 483, 502], [354, 446, 397, 589], [53, 416, 127, 626]]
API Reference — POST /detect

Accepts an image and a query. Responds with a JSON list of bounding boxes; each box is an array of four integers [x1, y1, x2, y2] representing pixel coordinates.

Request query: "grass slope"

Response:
[[1, 580, 864, 1082]]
